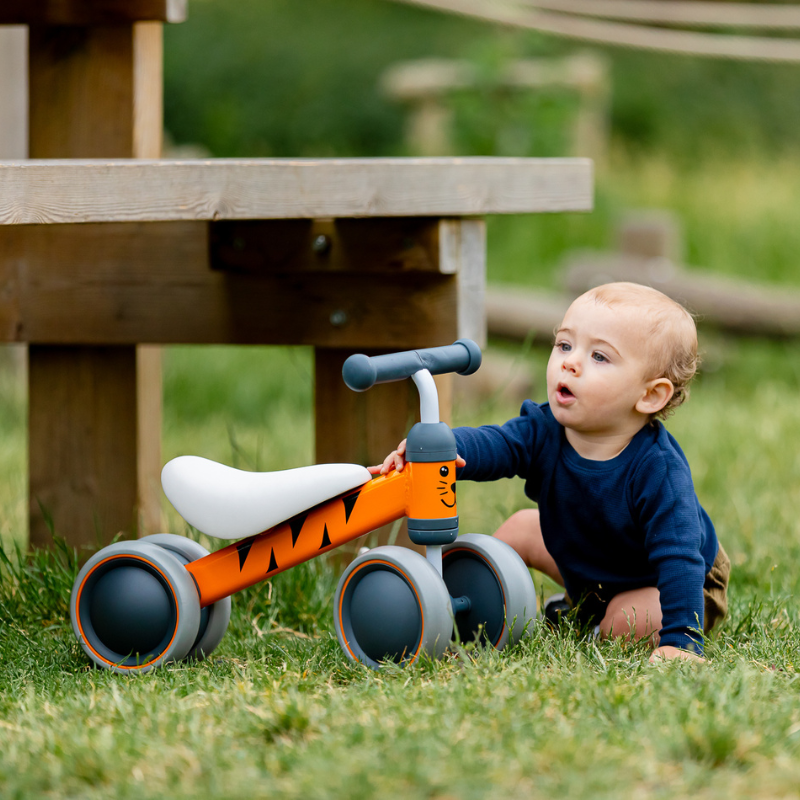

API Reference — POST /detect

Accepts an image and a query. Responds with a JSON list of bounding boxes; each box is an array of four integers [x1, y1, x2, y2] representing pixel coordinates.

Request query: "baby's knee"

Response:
[[599, 607, 636, 640], [600, 598, 660, 643], [494, 509, 540, 547], [493, 509, 550, 569], [504, 508, 540, 532]]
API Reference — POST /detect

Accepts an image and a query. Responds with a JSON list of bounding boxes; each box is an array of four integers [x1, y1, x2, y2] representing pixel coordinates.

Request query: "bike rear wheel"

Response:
[[70, 541, 201, 674], [140, 533, 231, 661], [442, 534, 537, 650]]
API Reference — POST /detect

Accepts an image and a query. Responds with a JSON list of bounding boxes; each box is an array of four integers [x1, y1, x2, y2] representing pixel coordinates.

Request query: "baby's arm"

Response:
[[369, 439, 466, 475], [634, 451, 710, 657], [370, 401, 543, 479]]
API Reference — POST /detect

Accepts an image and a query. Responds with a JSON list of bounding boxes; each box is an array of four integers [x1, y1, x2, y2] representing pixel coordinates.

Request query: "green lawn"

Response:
[[2, 155, 800, 798]]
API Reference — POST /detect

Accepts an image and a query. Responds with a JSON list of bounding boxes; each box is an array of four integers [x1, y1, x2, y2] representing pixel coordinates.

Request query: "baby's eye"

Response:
[[555, 341, 571, 353], [592, 352, 608, 363]]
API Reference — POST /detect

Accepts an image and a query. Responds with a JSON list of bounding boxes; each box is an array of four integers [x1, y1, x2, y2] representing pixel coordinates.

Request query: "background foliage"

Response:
[[164, 0, 800, 161]]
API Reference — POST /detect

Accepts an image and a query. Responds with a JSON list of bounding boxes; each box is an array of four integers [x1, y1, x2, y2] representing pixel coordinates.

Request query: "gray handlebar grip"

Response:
[[342, 339, 482, 392]]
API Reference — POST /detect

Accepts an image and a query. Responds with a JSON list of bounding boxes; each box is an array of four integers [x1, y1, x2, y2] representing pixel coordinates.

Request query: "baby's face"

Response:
[[546, 296, 657, 436]]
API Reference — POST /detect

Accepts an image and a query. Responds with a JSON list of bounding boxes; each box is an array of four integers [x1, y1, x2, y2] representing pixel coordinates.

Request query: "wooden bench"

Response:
[[0, 3, 593, 553]]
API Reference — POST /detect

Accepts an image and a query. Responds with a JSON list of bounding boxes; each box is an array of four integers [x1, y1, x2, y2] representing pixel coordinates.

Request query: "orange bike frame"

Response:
[[185, 459, 458, 608]]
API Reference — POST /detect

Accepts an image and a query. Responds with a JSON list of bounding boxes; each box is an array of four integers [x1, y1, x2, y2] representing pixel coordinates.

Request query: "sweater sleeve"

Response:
[[452, 400, 546, 483], [632, 449, 708, 653]]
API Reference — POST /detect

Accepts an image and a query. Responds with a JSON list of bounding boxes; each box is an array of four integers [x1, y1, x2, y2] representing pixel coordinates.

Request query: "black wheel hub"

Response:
[[442, 550, 504, 646], [346, 566, 422, 664], [79, 557, 178, 665]]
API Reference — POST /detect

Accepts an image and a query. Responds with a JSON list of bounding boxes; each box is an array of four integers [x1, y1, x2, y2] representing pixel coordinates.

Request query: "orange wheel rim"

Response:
[[74, 554, 181, 670], [338, 559, 426, 665]]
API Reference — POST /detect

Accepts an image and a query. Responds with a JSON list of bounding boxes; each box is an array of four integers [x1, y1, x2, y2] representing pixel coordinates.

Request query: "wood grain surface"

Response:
[[0, 158, 593, 224], [0, 221, 477, 348]]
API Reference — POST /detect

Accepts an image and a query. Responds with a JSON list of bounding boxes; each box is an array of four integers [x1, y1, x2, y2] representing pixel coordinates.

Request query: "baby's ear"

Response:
[[636, 378, 674, 416]]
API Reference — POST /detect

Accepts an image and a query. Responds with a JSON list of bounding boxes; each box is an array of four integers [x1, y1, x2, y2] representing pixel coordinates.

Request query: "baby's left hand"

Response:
[[649, 645, 705, 664]]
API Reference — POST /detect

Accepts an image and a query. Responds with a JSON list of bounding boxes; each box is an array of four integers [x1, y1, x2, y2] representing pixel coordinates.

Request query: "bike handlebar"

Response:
[[342, 339, 482, 392]]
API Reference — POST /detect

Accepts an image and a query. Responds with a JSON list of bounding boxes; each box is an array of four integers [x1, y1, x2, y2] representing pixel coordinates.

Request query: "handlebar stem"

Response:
[[426, 544, 443, 577], [412, 369, 439, 424]]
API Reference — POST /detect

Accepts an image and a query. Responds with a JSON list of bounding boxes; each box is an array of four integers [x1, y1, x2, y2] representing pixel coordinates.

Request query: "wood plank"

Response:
[[133, 22, 163, 160], [28, 26, 136, 158], [27, 23, 164, 548], [28, 346, 139, 548], [0, 0, 185, 25], [209, 218, 447, 274], [0, 222, 467, 347], [0, 157, 594, 224], [383, 53, 607, 99], [440, 218, 486, 345], [0, 28, 27, 160], [137, 344, 162, 536]]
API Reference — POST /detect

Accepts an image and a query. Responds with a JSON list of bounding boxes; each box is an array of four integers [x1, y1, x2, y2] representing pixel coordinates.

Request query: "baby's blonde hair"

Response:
[[583, 282, 698, 419]]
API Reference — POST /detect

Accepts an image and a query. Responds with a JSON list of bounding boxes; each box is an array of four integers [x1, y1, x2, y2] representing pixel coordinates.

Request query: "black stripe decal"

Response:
[[320, 524, 331, 550], [267, 548, 279, 573], [236, 539, 254, 571], [342, 491, 360, 524], [289, 512, 309, 547]]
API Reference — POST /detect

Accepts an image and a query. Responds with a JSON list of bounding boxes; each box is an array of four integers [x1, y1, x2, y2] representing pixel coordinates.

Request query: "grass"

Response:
[[3, 154, 800, 798]]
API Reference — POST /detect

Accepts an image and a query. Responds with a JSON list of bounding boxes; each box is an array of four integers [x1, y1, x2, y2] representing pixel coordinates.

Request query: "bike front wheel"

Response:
[[334, 546, 453, 669]]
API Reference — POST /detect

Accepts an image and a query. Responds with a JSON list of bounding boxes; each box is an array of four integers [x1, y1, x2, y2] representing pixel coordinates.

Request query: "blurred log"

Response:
[[617, 210, 684, 263], [486, 287, 571, 343], [562, 252, 800, 337]]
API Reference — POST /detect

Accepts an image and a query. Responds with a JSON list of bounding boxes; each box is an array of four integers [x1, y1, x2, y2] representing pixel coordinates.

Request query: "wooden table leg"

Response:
[[25, 22, 165, 548], [28, 347, 138, 548], [28, 345, 163, 549]]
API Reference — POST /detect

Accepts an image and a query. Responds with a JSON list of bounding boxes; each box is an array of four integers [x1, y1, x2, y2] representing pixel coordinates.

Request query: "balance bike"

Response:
[[70, 340, 537, 673]]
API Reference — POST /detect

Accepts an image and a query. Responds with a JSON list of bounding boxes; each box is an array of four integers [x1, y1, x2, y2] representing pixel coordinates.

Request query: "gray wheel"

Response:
[[442, 534, 537, 650], [334, 546, 453, 669], [140, 534, 231, 661], [70, 540, 201, 674]]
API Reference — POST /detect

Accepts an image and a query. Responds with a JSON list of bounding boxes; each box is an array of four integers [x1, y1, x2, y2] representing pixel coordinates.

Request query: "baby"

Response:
[[376, 282, 729, 662]]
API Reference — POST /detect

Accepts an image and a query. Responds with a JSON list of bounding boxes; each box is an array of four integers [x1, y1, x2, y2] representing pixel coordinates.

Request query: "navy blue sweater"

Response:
[[454, 401, 718, 651]]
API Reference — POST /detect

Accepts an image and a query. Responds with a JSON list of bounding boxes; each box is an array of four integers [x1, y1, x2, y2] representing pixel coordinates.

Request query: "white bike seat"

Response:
[[161, 456, 372, 540]]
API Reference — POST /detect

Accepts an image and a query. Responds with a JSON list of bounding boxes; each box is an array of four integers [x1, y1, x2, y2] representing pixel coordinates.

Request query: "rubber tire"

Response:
[[334, 546, 453, 669], [442, 534, 537, 650], [70, 540, 201, 674], [140, 533, 232, 662]]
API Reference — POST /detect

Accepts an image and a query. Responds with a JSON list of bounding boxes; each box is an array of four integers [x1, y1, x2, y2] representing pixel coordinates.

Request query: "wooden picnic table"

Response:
[[0, 3, 592, 553]]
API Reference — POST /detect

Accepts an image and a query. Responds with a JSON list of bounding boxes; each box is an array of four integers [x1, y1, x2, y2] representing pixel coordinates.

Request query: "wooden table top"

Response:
[[0, 157, 593, 224]]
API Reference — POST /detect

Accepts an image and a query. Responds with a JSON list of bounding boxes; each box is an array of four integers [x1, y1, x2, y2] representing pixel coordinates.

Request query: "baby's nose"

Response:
[[561, 357, 579, 374]]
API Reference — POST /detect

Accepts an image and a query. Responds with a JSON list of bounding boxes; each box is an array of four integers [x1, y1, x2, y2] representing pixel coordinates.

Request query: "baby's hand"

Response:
[[368, 439, 466, 475], [649, 645, 705, 664], [369, 439, 409, 475]]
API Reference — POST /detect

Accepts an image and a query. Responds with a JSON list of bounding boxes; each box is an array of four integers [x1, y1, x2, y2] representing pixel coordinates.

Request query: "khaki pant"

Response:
[[568, 542, 730, 633], [703, 543, 731, 633]]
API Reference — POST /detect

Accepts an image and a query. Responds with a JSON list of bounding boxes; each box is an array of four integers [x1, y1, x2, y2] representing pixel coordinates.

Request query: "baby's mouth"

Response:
[[556, 383, 575, 402]]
